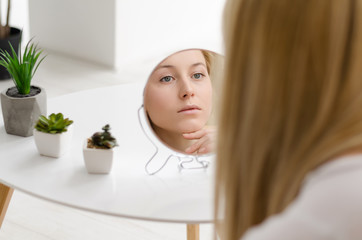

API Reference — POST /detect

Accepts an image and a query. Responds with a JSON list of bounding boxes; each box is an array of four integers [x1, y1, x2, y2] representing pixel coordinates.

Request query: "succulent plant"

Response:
[[88, 124, 118, 149], [35, 113, 73, 134]]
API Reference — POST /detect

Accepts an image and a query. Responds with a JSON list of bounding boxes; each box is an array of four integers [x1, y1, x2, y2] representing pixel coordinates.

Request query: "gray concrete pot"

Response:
[[1, 86, 47, 137]]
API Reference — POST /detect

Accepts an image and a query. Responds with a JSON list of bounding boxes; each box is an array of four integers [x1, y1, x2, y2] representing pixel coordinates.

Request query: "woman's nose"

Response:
[[179, 79, 195, 99]]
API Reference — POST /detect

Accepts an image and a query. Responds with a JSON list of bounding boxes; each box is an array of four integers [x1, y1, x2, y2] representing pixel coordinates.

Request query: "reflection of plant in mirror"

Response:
[[35, 113, 73, 134], [87, 124, 118, 149], [0, 39, 45, 95]]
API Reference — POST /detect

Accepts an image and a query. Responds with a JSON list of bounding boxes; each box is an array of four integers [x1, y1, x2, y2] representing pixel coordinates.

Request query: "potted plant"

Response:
[[0, 39, 46, 137], [0, 0, 22, 79], [83, 124, 118, 174], [33, 113, 74, 158]]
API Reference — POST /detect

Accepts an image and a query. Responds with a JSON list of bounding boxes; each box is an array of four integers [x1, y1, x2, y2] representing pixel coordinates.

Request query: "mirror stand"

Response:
[[138, 105, 210, 175]]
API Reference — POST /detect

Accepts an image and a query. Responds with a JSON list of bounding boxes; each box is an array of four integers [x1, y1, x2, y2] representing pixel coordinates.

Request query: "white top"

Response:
[[243, 154, 362, 240]]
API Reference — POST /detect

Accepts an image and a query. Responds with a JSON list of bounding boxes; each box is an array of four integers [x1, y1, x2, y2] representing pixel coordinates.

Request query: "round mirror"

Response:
[[140, 49, 224, 174]]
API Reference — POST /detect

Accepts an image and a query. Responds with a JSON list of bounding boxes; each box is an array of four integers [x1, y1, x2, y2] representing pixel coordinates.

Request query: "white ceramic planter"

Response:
[[33, 125, 73, 158], [83, 140, 114, 174]]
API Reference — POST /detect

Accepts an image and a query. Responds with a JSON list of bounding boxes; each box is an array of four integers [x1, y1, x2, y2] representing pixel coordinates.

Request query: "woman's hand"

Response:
[[183, 126, 216, 154]]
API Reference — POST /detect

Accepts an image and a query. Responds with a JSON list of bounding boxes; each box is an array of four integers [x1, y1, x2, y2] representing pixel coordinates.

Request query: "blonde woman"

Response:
[[215, 0, 362, 239], [144, 49, 216, 154]]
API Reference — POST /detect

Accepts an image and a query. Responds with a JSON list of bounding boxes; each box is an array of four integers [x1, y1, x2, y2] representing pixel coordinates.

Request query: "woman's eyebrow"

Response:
[[154, 65, 175, 71], [154, 62, 206, 72], [191, 62, 207, 68]]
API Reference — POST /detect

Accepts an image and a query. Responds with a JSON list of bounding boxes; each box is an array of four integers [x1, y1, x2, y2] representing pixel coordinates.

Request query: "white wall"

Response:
[[25, 0, 225, 70], [28, 0, 116, 67], [115, 0, 225, 71]]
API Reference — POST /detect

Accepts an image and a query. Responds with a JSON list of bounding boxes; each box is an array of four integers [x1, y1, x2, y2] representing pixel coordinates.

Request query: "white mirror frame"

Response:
[[139, 47, 223, 175]]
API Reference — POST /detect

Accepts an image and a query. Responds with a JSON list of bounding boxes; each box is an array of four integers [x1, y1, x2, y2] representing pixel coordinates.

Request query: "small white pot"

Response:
[[33, 125, 73, 158], [83, 140, 114, 174]]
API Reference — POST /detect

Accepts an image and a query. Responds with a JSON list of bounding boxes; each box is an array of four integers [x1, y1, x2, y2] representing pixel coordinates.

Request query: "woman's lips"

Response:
[[178, 105, 201, 114]]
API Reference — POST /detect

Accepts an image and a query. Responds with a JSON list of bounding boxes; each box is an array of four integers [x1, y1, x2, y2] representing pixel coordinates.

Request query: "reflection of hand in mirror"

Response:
[[183, 125, 216, 154], [144, 49, 216, 154]]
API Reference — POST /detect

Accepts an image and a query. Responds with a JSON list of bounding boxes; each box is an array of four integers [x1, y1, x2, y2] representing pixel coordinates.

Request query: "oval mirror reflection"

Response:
[[143, 49, 224, 156]]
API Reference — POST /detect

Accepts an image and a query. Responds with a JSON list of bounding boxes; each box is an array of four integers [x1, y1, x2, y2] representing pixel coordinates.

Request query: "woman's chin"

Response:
[[179, 125, 205, 134]]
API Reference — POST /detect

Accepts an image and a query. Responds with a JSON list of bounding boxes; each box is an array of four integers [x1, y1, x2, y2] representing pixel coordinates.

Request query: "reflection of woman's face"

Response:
[[144, 50, 212, 137]]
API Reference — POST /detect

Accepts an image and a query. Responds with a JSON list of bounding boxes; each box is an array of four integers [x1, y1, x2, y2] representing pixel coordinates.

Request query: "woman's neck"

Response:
[[152, 126, 192, 153]]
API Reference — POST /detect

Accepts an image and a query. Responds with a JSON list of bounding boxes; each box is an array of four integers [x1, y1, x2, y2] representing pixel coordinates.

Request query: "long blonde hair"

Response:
[[215, 0, 362, 239]]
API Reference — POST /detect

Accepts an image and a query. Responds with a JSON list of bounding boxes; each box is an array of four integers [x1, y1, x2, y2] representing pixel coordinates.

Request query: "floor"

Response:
[[0, 52, 213, 240]]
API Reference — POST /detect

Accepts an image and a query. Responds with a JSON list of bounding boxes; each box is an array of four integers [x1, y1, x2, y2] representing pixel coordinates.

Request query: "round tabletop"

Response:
[[0, 82, 215, 224]]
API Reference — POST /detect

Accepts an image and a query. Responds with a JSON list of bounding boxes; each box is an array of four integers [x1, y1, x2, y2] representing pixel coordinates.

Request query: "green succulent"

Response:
[[88, 124, 118, 149], [0, 39, 45, 95], [35, 113, 73, 134]]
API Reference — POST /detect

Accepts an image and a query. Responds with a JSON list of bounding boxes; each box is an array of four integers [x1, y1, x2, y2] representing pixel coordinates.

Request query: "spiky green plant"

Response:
[[0, 39, 45, 95], [88, 124, 118, 149], [35, 113, 73, 134]]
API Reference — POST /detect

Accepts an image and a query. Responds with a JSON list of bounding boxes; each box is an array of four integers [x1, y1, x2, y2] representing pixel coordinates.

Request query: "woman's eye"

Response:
[[193, 73, 204, 79], [160, 76, 173, 82]]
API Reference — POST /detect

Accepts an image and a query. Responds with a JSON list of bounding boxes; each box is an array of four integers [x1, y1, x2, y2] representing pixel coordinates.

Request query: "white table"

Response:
[[0, 82, 215, 239]]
